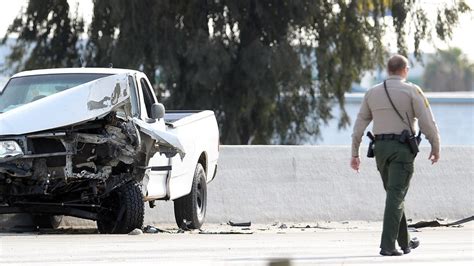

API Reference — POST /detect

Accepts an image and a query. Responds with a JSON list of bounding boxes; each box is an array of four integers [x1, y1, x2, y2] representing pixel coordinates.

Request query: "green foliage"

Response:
[[3, 0, 471, 144], [2, 0, 84, 72], [435, 0, 471, 41], [423, 48, 474, 91]]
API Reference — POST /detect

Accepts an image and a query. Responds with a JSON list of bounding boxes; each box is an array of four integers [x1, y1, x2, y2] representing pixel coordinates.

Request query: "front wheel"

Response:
[[174, 163, 207, 229], [97, 180, 144, 234]]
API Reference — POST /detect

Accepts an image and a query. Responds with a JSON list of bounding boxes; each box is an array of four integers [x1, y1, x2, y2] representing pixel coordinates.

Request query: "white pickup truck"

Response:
[[0, 68, 219, 233]]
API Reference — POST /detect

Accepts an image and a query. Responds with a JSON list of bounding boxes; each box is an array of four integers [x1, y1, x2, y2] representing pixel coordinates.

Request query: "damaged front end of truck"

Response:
[[0, 72, 182, 233]]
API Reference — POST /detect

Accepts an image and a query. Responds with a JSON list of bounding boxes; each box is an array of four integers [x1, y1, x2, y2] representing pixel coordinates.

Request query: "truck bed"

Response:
[[164, 110, 216, 128]]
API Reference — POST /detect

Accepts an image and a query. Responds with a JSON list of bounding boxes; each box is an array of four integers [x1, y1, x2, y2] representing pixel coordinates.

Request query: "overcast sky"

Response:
[[0, 0, 473, 60]]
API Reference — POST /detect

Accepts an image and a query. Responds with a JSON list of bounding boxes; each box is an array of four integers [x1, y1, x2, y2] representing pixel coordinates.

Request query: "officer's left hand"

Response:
[[350, 157, 360, 172], [429, 151, 440, 165]]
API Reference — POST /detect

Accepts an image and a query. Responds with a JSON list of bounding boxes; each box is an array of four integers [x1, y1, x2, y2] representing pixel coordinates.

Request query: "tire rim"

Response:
[[196, 177, 206, 220]]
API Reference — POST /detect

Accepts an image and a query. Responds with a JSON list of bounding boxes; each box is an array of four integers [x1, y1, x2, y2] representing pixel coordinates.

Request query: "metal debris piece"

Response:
[[409, 220, 442, 228], [408, 216, 473, 229], [143, 225, 171, 234], [228, 221, 251, 227], [144, 225, 159, 233]]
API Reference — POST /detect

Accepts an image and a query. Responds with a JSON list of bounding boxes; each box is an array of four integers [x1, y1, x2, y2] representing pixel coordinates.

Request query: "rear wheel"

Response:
[[174, 163, 207, 229], [97, 180, 144, 234]]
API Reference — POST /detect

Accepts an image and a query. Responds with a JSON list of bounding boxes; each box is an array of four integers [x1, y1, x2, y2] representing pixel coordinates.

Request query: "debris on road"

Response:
[[289, 224, 334, 230], [144, 225, 159, 233], [271, 222, 288, 229], [228, 221, 251, 227], [143, 225, 172, 234], [408, 216, 474, 229], [198, 230, 253, 235]]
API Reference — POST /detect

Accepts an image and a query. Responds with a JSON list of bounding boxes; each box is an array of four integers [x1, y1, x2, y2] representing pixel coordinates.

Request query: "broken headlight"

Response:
[[0, 140, 24, 159]]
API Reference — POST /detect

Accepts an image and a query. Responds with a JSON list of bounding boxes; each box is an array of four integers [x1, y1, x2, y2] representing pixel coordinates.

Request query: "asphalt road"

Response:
[[0, 222, 473, 265]]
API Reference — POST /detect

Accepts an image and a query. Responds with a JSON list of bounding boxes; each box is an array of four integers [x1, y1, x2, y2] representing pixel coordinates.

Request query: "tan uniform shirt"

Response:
[[351, 75, 440, 157]]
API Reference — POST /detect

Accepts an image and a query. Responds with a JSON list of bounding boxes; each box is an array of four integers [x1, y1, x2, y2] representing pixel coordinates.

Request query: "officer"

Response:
[[350, 54, 440, 256]]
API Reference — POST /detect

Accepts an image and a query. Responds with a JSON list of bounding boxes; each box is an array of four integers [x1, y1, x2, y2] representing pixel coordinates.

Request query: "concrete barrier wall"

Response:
[[2, 146, 473, 227], [144, 145, 473, 224]]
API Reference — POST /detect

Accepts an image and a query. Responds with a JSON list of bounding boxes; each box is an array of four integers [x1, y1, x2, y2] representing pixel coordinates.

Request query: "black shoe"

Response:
[[402, 237, 420, 254], [380, 249, 403, 256]]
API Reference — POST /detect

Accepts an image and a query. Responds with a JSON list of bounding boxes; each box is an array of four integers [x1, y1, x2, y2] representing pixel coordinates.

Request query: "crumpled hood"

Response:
[[0, 74, 130, 136], [0, 73, 186, 157]]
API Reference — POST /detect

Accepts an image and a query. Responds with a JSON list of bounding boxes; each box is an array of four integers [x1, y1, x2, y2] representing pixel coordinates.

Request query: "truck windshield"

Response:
[[0, 73, 111, 113]]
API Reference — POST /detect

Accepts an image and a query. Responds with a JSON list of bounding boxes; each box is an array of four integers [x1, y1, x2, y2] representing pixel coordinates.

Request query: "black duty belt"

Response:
[[374, 134, 402, 141]]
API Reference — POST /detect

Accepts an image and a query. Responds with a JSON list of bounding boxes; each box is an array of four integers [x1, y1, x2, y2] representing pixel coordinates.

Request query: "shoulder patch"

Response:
[[415, 87, 430, 108]]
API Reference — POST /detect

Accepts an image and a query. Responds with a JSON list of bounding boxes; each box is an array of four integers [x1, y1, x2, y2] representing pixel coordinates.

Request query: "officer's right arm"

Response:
[[412, 86, 440, 156], [351, 92, 372, 157]]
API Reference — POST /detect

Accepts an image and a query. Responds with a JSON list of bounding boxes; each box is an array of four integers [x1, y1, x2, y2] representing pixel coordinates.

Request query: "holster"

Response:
[[399, 129, 421, 156], [367, 142, 375, 158], [408, 135, 420, 155], [366, 131, 375, 158]]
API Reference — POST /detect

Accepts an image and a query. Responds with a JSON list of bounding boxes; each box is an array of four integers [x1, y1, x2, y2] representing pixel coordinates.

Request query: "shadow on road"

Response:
[[0, 227, 98, 234]]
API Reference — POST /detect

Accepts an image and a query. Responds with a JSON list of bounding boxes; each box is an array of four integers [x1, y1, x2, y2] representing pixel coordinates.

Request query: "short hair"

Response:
[[387, 54, 408, 74]]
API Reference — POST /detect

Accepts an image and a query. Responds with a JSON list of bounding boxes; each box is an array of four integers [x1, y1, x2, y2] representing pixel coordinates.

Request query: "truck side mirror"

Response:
[[151, 103, 165, 120]]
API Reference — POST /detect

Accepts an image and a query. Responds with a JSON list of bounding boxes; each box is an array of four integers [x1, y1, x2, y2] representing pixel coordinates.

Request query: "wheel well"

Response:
[[198, 152, 207, 174]]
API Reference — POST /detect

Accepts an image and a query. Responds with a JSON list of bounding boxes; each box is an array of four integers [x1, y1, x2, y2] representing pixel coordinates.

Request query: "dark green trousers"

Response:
[[374, 140, 414, 250]]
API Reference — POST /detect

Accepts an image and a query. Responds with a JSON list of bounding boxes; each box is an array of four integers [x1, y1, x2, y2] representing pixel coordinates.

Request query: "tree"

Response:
[[3, 0, 471, 144], [423, 48, 474, 91], [2, 0, 84, 72]]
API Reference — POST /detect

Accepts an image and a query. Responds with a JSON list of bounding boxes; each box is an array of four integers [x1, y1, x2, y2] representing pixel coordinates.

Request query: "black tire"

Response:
[[97, 180, 144, 234], [32, 215, 63, 229], [174, 163, 207, 230]]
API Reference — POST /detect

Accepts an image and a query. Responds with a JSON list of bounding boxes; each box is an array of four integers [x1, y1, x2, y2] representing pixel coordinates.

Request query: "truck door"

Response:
[[134, 73, 172, 199]]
